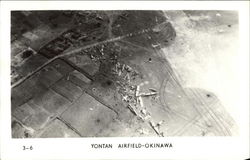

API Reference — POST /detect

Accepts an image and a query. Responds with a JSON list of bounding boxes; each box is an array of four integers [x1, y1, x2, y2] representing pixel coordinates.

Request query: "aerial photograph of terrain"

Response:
[[11, 10, 238, 138]]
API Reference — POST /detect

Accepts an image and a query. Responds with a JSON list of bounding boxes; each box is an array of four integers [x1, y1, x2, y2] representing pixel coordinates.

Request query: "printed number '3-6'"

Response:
[[23, 146, 33, 150]]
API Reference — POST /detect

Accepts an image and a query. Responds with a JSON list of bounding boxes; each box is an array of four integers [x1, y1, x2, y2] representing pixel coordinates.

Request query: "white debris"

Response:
[[218, 29, 224, 33], [90, 54, 95, 59], [118, 70, 122, 76], [152, 27, 161, 33], [135, 85, 140, 97], [130, 85, 136, 90], [22, 125, 35, 135], [138, 92, 157, 97], [216, 13, 221, 17], [125, 65, 132, 72], [144, 115, 151, 120], [152, 43, 160, 48], [138, 128, 149, 135], [138, 96, 143, 108], [122, 95, 129, 102], [141, 109, 147, 115], [63, 133, 70, 138], [100, 51, 104, 56]]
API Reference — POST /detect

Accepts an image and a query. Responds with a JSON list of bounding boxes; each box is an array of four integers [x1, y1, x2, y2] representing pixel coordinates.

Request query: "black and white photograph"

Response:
[[0, 1, 249, 160], [11, 10, 238, 138]]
